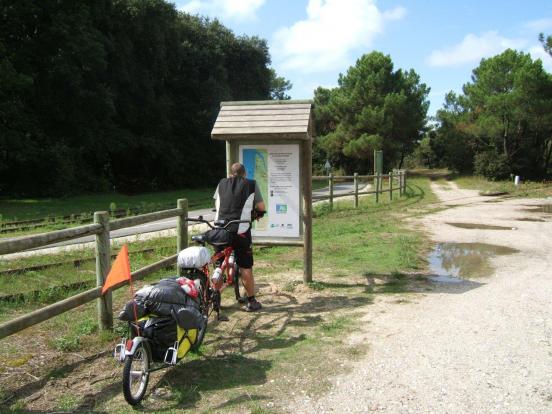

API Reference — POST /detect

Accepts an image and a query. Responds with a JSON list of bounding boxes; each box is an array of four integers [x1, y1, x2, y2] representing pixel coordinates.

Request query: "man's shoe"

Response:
[[245, 300, 262, 312]]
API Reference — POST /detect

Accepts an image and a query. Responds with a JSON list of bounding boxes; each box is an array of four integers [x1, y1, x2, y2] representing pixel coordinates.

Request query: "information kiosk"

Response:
[[211, 100, 314, 282]]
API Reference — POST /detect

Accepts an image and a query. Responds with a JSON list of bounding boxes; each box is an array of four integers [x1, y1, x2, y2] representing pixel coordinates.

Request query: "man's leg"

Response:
[[235, 231, 261, 311], [240, 267, 255, 297]]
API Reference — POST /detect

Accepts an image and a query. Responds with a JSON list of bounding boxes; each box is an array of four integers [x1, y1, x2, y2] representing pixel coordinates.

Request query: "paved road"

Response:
[[15, 182, 357, 250]]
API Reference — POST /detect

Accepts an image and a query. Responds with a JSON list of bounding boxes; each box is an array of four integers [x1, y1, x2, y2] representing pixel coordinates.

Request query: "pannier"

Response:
[[129, 317, 197, 362]]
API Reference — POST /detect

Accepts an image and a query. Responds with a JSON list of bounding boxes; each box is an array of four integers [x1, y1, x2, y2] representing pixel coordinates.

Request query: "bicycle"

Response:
[[184, 216, 251, 324], [113, 217, 250, 405]]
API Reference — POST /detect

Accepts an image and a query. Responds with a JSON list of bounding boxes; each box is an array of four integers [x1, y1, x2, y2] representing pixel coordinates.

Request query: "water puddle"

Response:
[[446, 222, 516, 230], [428, 242, 519, 283]]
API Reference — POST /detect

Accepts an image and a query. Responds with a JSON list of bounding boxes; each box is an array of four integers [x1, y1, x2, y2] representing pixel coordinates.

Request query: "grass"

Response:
[[0, 177, 438, 413], [454, 176, 552, 198], [0, 187, 215, 222]]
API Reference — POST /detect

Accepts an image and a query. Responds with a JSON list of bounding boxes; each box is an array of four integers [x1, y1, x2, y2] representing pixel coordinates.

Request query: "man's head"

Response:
[[231, 163, 246, 177]]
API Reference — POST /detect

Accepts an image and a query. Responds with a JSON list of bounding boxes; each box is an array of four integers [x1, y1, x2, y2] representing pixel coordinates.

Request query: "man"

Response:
[[213, 162, 265, 311]]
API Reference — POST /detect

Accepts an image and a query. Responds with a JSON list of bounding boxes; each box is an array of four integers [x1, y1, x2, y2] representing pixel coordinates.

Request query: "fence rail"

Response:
[[313, 170, 407, 210], [0, 200, 190, 340]]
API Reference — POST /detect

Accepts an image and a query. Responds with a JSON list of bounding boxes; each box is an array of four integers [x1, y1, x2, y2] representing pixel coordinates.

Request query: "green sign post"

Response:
[[374, 150, 383, 191]]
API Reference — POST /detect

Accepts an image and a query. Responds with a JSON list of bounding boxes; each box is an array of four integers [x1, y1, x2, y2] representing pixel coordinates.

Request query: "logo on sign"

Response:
[[276, 204, 287, 214]]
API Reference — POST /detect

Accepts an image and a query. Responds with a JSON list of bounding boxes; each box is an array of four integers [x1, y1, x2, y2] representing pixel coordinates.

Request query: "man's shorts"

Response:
[[215, 230, 254, 269]]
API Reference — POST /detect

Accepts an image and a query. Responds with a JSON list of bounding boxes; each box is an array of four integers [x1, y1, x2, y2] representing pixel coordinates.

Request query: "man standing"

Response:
[[214, 162, 265, 311]]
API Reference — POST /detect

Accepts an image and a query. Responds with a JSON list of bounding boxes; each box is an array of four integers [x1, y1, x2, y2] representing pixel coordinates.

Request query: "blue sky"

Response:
[[174, 0, 552, 116]]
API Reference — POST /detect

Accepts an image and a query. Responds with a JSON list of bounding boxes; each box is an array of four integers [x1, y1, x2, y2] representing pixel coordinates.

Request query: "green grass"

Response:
[[0, 187, 214, 222], [454, 175, 552, 198]]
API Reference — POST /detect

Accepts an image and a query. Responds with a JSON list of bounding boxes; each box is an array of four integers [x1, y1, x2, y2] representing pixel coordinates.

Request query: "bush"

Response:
[[474, 150, 511, 180]]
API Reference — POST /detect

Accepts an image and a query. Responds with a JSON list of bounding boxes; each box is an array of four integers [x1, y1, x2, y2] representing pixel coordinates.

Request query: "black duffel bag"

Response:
[[202, 228, 232, 247]]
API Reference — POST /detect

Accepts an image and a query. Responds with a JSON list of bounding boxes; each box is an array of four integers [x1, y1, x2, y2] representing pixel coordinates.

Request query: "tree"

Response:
[[314, 52, 430, 173], [269, 68, 292, 100], [0, 0, 277, 197], [539, 32, 552, 57], [436, 49, 552, 179]]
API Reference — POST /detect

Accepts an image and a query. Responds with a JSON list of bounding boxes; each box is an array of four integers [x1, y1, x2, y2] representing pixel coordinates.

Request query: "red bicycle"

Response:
[[182, 216, 250, 342]]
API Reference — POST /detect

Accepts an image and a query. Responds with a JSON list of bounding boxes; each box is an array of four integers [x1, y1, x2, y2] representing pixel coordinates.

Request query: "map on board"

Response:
[[242, 148, 268, 230]]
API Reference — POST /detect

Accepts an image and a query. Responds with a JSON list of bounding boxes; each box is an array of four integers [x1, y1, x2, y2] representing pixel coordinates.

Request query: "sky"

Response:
[[174, 0, 552, 116]]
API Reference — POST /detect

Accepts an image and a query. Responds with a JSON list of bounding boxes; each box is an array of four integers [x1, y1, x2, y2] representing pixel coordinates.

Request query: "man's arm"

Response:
[[253, 182, 266, 218]]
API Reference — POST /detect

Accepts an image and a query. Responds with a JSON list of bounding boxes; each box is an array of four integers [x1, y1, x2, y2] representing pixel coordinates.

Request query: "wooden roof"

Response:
[[211, 100, 314, 141]]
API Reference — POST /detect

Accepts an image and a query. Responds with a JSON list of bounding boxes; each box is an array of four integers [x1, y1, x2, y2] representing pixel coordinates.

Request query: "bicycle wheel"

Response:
[[233, 263, 240, 300], [122, 340, 151, 405]]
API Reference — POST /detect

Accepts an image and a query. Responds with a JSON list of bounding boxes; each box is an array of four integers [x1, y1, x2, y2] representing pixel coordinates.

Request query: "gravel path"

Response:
[[289, 182, 552, 413]]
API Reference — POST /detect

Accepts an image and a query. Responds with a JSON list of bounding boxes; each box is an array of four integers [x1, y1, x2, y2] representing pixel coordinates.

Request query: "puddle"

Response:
[[446, 222, 516, 230], [428, 242, 519, 283], [516, 217, 546, 222], [522, 204, 552, 214]]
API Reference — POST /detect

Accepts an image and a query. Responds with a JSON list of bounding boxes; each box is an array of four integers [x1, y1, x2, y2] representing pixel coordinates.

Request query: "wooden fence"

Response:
[[312, 170, 407, 210], [0, 171, 408, 340], [0, 199, 190, 340]]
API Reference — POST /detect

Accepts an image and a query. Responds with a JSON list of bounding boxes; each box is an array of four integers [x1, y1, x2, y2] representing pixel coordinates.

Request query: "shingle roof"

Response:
[[211, 100, 313, 140]]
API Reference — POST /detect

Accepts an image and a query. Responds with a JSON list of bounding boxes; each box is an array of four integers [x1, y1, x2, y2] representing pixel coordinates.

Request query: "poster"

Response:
[[240, 144, 300, 238]]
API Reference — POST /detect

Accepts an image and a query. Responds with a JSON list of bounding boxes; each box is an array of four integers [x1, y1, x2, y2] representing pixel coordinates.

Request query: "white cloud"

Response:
[[522, 18, 552, 33], [426, 31, 527, 67], [528, 45, 552, 71], [179, 0, 265, 21], [272, 0, 406, 73]]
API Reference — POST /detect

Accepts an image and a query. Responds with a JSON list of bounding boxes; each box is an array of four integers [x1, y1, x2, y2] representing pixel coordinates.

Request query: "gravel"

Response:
[[288, 182, 552, 413]]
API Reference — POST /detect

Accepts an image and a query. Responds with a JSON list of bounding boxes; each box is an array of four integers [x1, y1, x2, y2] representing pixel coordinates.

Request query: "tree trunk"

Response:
[[544, 139, 552, 175], [399, 150, 405, 170]]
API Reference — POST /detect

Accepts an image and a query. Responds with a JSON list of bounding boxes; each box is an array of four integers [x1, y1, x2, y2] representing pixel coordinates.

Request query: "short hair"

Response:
[[231, 163, 246, 177]]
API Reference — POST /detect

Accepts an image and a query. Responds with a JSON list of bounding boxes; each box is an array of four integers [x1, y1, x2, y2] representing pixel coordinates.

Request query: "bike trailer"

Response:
[[129, 316, 198, 362]]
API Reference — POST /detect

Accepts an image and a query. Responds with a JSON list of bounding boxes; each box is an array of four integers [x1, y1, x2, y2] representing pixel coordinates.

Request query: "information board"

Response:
[[239, 144, 301, 238]]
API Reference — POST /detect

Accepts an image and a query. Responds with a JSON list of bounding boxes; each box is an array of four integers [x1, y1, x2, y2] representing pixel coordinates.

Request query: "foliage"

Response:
[[313, 52, 430, 174], [269, 68, 292, 100], [435, 49, 552, 180], [0, 0, 287, 197], [539, 32, 552, 57]]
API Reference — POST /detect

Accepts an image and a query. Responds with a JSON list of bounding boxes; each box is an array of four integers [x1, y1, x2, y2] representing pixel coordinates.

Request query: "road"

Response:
[[14, 182, 358, 250]]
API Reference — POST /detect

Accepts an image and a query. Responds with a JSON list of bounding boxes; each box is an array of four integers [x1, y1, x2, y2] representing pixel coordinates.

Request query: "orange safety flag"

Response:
[[101, 244, 131, 295]]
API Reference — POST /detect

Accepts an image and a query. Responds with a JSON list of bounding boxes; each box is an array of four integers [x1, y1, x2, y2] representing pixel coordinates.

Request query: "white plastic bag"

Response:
[[177, 246, 211, 269]]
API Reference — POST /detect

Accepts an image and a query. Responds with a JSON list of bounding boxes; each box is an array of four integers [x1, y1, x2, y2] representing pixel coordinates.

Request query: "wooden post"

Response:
[[94, 212, 112, 331], [176, 198, 188, 276], [354, 172, 359, 208], [389, 171, 393, 201], [375, 173, 380, 203], [398, 171, 402, 197], [225, 141, 232, 177], [302, 139, 313, 283], [329, 173, 334, 211]]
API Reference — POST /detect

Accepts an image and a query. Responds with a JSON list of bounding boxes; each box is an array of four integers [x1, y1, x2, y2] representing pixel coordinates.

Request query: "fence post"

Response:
[[398, 171, 403, 197], [329, 173, 334, 211], [176, 198, 188, 276], [375, 173, 380, 203], [389, 171, 393, 201], [354, 172, 359, 208], [94, 211, 112, 331]]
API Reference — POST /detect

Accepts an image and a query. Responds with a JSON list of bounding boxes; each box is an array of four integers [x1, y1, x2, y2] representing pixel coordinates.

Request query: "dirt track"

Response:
[[290, 182, 552, 413]]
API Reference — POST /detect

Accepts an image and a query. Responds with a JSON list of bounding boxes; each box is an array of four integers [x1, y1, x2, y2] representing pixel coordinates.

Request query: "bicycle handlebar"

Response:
[[185, 216, 251, 230]]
